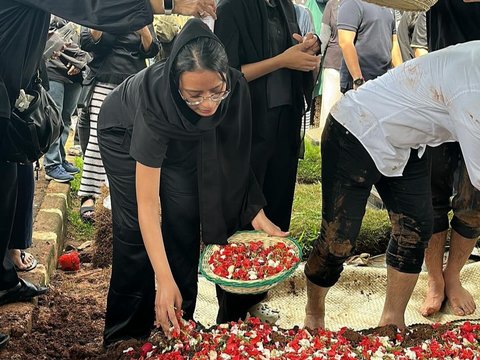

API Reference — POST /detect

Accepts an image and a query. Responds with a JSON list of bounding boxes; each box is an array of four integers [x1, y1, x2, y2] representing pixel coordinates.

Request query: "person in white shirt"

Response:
[[303, 41, 480, 330]]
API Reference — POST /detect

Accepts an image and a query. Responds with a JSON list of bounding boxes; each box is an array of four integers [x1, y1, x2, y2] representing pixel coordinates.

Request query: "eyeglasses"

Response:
[[178, 89, 230, 106]]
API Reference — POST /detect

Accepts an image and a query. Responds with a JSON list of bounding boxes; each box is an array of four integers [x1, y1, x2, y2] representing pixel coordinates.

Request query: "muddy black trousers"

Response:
[[216, 105, 300, 323], [99, 128, 200, 345], [430, 143, 480, 238], [305, 115, 433, 288]]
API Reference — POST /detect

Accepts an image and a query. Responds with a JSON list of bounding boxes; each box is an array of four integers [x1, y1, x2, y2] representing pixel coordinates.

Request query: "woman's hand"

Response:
[[155, 275, 183, 335], [293, 32, 321, 56], [251, 209, 289, 237], [278, 43, 320, 72]]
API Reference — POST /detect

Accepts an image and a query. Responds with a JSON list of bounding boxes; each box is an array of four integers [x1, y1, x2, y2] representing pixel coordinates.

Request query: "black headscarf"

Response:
[[99, 19, 266, 244]]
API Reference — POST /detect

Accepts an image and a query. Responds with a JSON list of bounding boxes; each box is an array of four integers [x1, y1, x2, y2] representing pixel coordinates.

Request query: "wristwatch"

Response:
[[164, 0, 174, 15], [353, 77, 365, 87]]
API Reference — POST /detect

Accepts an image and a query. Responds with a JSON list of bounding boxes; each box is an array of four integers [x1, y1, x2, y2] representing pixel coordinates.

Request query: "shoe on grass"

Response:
[[45, 165, 74, 183], [62, 160, 80, 174]]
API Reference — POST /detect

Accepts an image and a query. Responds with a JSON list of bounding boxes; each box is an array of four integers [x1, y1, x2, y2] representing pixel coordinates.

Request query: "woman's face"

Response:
[[178, 70, 228, 117]]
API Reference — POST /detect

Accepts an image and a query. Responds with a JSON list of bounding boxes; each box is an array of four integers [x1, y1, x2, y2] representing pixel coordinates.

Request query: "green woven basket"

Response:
[[200, 231, 302, 295]]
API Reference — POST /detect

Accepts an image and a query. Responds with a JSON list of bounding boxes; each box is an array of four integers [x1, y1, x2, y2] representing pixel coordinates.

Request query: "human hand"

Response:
[[154, 276, 183, 335], [279, 43, 320, 72], [67, 64, 81, 76], [292, 32, 320, 55], [89, 29, 103, 42], [174, 0, 217, 19], [251, 209, 289, 237]]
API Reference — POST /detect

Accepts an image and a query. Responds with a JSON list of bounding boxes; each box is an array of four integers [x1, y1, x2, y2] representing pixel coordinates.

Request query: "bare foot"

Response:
[[420, 277, 445, 317], [304, 312, 324, 330], [378, 312, 406, 330], [9, 249, 36, 271], [303, 280, 328, 330], [445, 276, 476, 316]]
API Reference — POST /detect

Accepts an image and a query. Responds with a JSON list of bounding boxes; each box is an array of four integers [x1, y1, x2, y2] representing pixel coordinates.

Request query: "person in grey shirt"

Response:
[[337, 0, 401, 92]]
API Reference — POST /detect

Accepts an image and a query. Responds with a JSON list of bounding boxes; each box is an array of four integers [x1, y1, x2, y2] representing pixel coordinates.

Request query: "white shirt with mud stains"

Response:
[[330, 40, 480, 190]]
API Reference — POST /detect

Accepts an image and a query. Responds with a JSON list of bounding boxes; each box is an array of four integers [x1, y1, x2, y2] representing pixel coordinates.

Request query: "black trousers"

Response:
[[430, 143, 480, 238], [99, 128, 200, 345], [216, 105, 300, 323], [9, 163, 34, 249], [0, 162, 34, 290], [305, 115, 433, 287]]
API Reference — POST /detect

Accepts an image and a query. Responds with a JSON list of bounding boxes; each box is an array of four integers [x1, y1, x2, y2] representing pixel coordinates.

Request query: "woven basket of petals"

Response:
[[200, 231, 302, 294], [363, 0, 437, 11]]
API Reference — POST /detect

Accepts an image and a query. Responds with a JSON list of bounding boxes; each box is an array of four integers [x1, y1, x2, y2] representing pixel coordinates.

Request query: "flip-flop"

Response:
[[14, 250, 38, 272], [80, 205, 95, 223]]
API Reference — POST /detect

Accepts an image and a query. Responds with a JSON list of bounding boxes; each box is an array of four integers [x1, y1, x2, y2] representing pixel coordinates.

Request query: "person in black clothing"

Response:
[[98, 19, 285, 345], [77, 24, 159, 222], [0, 0, 217, 349], [214, 0, 320, 323], [420, 0, 480, 318]]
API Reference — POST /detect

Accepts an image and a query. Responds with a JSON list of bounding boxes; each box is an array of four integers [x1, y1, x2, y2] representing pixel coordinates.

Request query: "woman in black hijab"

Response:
[[98, 19, 286, 345]]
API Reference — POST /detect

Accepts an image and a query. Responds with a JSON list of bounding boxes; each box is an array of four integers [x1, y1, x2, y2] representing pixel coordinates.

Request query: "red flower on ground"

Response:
[[58, 251, 80, 271]]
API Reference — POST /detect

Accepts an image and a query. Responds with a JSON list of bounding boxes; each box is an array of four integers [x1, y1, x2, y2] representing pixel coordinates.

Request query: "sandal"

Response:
[[80, 198, 95, 223], [12, 250, 38, 272], [247, 303, 280, 324], [345, 253, 371, 266]]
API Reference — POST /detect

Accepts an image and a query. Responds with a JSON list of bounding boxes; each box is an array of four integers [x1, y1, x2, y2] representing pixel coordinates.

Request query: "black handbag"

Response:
[[2, 76, 63, 163], [77, 76, 96, 109]]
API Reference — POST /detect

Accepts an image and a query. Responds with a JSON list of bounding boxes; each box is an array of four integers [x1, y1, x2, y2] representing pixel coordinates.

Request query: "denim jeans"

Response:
[[44, 81, 82, 168], [305, 115, 433, 288]]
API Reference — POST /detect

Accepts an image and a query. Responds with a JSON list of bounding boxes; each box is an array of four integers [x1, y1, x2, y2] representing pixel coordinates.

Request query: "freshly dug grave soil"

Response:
[[0, 267, 111, 360], [1, 185, 477, 359], [0, 261, 478, 359]]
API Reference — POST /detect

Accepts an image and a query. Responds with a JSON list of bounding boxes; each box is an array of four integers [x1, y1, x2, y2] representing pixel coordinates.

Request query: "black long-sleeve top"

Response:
[[80, 25, 159, 85]]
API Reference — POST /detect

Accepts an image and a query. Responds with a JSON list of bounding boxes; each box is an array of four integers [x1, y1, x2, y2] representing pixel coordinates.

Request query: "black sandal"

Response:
[[80, 198, 95, 223], [13, 250, 38, 272]]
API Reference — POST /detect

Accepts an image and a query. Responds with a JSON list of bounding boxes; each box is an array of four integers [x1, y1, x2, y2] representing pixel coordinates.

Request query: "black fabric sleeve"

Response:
[[215, 5, 241, 70], [129, 107, 169, 168], [15, 0, 153, 33], [240, 168, 267, 227], [80, 27, 117, 54], [0, 76, 10, 119], [138, 25, 160, 58]]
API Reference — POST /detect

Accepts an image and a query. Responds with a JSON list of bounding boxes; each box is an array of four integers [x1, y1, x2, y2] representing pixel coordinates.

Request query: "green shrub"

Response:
[[297, 140, 321, 184], [290, 182, 391, 260]]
